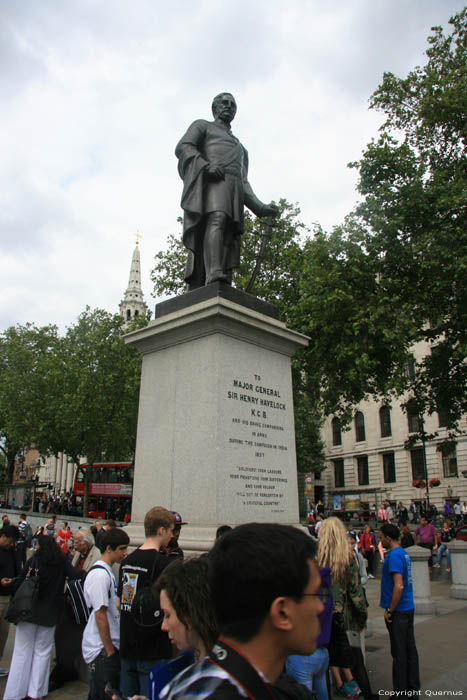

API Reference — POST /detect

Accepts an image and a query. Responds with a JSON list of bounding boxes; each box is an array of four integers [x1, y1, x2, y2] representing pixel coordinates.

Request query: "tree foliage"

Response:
[[349, 8, 467, 433], [294, 223, 413, 423], [0, 324, 60, 482], [0, 309, 145, 511], [38, 308, 143, 514]]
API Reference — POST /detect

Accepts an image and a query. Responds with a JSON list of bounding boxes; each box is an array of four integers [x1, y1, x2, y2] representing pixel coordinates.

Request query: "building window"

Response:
[[357, 455, 369, 485], [355, 412, 366, 442], [333, 459, 345, 488], [406, 356, 416, 380], [439, 445, 458, 478], [438, 406, 450, 428], [383, 452, 396, 483], [126, 309, 131, 320], [332, 417, 342, 446], [406, 400, 421, 434], [410, 448, 425, 481], [379, 406, 392, 438]]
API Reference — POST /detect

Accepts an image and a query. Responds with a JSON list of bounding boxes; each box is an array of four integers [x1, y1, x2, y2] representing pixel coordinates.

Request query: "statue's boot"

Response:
[[206, 271, 229, 284]]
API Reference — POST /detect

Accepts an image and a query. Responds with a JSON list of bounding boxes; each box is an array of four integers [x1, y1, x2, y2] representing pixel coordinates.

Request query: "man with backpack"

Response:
[[117, 507, 175, 697], [82, 528, 129, 700]]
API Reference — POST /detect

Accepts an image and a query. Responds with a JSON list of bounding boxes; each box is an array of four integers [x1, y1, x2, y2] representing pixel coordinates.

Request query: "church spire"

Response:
[[119, 234, 149, 323]]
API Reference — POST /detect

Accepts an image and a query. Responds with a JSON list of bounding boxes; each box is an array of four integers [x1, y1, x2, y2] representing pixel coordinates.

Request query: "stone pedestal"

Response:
[[124, 284, 308, 551], [407, 545, 436, 614], [449, 539, 467, 599]]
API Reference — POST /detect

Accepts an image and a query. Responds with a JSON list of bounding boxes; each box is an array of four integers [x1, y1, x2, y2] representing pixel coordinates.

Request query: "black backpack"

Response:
[[66, 564, 112, 626]]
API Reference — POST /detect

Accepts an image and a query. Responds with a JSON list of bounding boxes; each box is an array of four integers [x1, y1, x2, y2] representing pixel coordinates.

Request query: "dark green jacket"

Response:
[[331, 557, 368, 630]]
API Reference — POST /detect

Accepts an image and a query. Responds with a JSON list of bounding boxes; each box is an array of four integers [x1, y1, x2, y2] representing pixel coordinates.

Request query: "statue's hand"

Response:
[[262, 203, 280, 218], [205, 164, 225, 181]]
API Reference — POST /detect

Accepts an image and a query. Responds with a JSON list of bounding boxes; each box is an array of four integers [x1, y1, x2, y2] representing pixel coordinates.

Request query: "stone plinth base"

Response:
[[407, 545, 436, 614], [449, 540, 467, 600], [124, 286, 309, 550]]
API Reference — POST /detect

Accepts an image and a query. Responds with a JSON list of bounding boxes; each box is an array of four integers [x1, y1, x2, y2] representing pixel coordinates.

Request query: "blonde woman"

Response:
[[318, 518, 364, 698]]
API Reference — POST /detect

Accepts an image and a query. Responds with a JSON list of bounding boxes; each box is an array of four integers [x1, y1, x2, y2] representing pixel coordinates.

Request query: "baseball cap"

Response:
[[172, 511, 188, 525]]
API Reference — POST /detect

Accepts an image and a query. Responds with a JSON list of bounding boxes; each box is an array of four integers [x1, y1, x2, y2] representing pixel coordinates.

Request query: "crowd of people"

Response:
[[0, 503, 456, 700], [309, 510, 458, 577], [306, 498, 467, 529]]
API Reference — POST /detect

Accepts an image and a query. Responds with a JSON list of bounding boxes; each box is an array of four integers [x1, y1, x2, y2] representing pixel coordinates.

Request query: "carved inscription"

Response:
[[225, 373, 290, 512]]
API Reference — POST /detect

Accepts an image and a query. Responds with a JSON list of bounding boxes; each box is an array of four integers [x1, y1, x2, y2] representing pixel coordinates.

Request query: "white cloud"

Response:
[[0, 0, 463, 329]]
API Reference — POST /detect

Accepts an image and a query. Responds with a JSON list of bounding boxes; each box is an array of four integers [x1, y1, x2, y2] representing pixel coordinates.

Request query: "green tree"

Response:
[[36, 308, 144, 516], [0, 324, 60, 482], [348, 8, 467, 434], [295, 224, 412, 422]]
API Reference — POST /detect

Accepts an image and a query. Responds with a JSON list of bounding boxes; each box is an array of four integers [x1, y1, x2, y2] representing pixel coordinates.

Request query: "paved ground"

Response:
[[0, 575, 465, 699], [364, 575, 467, 694]]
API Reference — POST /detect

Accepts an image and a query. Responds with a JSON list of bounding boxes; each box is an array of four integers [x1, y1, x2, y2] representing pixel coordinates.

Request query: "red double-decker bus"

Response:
[[73, 462, 134, 520]]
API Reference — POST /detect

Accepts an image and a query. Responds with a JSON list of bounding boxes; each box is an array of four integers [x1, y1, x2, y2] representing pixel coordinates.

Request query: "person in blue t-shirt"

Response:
[[379, 523, 420, 692]]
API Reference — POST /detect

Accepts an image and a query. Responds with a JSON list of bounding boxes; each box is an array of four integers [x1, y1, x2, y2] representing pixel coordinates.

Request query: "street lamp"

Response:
[[419, 418, 430, 509]]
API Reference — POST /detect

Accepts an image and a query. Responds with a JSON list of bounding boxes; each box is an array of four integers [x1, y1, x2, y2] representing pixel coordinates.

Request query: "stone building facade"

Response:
[[321, 341, 467, 511]]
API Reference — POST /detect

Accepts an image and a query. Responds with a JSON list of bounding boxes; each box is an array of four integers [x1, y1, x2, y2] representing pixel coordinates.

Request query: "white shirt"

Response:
[[315, 520, 323, 538], [82, 561, 120, 664]]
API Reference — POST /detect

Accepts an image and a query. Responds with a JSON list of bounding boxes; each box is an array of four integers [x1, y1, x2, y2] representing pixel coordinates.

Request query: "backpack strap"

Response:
[[87, 564, 113, 601]]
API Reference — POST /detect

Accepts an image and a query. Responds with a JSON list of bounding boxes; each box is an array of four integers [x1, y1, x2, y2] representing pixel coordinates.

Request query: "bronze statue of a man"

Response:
[[176, 92, 278, 290]]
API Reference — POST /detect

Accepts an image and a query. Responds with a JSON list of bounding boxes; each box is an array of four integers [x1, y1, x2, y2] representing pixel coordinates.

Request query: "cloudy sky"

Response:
[[1, 0, 463, 331]]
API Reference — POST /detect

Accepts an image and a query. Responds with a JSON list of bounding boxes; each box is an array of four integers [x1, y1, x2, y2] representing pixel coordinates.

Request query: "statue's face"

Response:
[[212, 93, 237, 123]]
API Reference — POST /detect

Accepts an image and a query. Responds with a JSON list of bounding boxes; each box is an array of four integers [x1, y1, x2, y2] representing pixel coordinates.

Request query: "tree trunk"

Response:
[[7, 448, 18, 485]]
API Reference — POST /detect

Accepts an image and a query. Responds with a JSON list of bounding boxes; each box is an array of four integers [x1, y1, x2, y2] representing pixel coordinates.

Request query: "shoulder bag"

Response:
[[5, 563, 40, 624]]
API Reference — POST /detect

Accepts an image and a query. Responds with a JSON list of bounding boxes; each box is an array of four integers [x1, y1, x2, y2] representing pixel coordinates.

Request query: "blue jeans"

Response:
[[120, 657, 169, 697], [286, 648, 329, 700], [437, 544, 451, 567]]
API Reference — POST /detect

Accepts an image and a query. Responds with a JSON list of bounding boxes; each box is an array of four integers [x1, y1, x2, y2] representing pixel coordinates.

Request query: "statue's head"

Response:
[[212, 92, 237, 123]]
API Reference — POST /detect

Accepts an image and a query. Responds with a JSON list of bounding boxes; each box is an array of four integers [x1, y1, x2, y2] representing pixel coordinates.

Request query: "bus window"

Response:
[[88, 497, 97, 512], [107, 468, 118, 483], [121, 468, 134, 484], [76, 468, 85, 483]]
